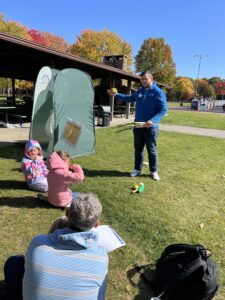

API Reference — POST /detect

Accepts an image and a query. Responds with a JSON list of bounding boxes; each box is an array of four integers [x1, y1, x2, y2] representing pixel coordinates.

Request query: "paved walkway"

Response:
[[109, 116, 225, 139], [159, 124, 225, 139], [1, 116, 225, 147], [0, 123, 30, 146]]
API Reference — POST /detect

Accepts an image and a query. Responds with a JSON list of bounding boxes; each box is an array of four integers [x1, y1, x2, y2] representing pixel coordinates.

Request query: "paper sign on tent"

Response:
[[62, 118, 84, 147]]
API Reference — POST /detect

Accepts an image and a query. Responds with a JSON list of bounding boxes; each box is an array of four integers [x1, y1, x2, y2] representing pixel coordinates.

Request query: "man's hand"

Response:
[[107, 89, 117, 96], [146, 120, 153, 128]]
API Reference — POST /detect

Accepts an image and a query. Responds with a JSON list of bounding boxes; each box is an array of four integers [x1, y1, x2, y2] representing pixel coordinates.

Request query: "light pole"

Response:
[[194, 54, 207, 98]]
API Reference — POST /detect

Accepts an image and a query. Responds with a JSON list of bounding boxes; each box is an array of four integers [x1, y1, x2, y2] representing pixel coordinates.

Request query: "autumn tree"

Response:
[[70, 29, 133, 69], [175, 77, 194, 101], [196, 79, 209, 98], [0, 14, 31, 40], [42, 32, 68, 52], [28, 29, 49, 46], [15, 79, 33, 90], [135, 38, 176, 86], [214, 80, 225, 99], [0, 77, 10, 93]]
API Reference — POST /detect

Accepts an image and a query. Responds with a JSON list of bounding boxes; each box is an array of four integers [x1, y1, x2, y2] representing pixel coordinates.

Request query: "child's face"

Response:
[[28, 148, 39, 160]]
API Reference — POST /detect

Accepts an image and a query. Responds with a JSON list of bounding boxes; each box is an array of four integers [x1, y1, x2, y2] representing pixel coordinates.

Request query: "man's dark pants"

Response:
[[4, 255, 24, 300], [133, 126, 159, 173]]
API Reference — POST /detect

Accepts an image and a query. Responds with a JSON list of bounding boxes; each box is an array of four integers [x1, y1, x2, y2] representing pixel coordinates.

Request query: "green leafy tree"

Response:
[[205, 84, 216, 98], [208, 77, 222, 86], [135, 38, 176, 86], [70, 29, 133, 69]]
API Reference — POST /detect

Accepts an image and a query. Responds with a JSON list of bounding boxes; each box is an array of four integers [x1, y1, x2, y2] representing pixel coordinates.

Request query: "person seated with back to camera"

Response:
[[48, 150, 84, 207], [21, 140, 48, 192], [38, 150, 84, 207], [4, 192, 108, 300]]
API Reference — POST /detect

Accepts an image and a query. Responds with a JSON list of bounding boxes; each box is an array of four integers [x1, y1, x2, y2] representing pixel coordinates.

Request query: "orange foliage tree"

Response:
[[70, 29, 133, 69], [196, 79, 209, 98], [42, 32, 69, 52]]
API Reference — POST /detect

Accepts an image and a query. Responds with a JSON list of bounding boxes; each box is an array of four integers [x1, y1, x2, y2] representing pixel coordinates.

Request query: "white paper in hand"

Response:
[[92, 225, 125, 253]]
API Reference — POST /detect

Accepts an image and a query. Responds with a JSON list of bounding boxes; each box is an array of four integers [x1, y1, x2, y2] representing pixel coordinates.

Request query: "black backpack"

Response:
[[153, 244, 218, 300]]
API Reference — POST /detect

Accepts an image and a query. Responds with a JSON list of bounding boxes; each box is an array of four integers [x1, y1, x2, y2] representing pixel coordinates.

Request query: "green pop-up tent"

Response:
[[30, 66, 95, 157]]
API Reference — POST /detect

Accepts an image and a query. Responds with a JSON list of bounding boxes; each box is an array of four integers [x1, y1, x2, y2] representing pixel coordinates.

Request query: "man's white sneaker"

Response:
[[130, 169, 142, 177], [151, 172, 160, 181]]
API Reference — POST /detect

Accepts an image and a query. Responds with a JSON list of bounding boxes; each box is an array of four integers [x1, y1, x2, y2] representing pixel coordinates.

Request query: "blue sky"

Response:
[[1, 0, 225, 79]]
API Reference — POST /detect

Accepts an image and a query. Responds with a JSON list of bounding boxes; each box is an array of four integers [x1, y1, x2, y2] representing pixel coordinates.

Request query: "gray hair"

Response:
[[68, 193, 102, 231]]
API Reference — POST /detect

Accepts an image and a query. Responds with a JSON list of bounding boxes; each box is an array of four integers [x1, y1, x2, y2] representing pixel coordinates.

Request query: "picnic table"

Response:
[[0, 106, 16, 123]]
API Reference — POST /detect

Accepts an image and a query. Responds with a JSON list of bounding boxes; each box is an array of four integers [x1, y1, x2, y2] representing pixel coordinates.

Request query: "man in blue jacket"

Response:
[[108, 71, 167, 180]]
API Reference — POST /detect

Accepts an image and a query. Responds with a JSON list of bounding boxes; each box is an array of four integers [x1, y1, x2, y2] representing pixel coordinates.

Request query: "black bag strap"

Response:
[[162, 244, 204, 257], [158, 255, 203, 299]]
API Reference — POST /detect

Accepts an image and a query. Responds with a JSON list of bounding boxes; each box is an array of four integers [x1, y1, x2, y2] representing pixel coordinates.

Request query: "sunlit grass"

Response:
[[0, 127, 225, 299], [167, 101, 191, 108], [162, 109, 225, 130]]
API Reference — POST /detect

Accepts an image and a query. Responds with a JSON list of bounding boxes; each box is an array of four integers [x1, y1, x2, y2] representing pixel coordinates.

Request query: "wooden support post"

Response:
[[126, 80, 131, 119], [109, 78, 115, 121], [12, 78, 16, 104]]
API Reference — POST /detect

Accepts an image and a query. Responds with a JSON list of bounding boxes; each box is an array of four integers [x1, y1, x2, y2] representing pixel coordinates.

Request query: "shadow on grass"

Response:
[[11, 167, 22, 172], [127, 264, 155, 299], [0, 180, 28, 190], [0, 142, 24, 160], [0, 196, 52, 209], [0, 280, 5, 300], [83, 168, 129, 177], [116, 127, 133, 133]]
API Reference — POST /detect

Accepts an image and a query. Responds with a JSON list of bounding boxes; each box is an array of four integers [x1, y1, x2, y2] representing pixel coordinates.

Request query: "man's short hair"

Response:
[[68, 193, 102, 231], [140, 71, 153, 79]]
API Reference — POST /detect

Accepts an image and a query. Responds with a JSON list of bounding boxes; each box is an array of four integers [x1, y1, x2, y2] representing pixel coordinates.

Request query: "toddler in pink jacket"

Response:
[[46, 151, 84, 207]]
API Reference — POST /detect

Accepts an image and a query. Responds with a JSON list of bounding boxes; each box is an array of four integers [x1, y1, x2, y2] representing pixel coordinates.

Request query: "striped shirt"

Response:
[[23, 228, 108, 300]]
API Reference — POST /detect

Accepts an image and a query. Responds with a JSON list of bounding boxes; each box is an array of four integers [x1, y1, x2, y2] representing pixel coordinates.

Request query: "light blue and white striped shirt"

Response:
[[23, 228, 108, 300]]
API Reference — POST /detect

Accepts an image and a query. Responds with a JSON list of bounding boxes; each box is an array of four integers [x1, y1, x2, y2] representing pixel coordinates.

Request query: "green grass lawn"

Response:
[[167, 101, 191, 108], [0, 126, 225, 299], [162, 109, 225, 130]]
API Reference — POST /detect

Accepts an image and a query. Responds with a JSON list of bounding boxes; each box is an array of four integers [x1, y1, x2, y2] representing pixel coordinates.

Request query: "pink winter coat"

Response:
[[46, 152, 84, 207]]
